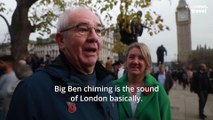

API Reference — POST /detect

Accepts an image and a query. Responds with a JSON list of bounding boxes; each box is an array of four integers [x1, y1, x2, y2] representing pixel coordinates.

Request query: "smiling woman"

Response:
[[113, 42, 171, 120]]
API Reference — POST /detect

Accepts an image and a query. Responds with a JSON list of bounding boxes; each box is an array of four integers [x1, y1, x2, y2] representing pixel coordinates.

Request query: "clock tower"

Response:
[[176, 0, 192, 63]]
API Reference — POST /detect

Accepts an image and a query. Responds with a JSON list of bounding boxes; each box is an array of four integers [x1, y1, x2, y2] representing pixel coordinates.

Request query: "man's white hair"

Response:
[[56, 7, 92, 33]]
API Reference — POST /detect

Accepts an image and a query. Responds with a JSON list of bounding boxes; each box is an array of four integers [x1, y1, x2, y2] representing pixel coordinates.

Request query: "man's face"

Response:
[[159, 65, 165, 73], [59, 9, 102, 72]]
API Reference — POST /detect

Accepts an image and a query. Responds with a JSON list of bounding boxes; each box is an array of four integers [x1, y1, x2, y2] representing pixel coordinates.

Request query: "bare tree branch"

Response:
[[0, 14, 11, 37]]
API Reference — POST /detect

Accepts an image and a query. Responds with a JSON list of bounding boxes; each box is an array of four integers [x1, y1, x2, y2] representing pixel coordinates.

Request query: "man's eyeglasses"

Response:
[[60, 23, 103, 37]]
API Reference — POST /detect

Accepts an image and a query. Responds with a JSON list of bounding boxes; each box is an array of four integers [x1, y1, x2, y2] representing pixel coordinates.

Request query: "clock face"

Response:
[[180, 13, 186, 19], [177, 11, 189, 21]]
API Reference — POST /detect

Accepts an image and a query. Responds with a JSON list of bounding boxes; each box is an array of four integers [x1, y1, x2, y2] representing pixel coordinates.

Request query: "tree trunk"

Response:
[[10, 0, 37, 61]]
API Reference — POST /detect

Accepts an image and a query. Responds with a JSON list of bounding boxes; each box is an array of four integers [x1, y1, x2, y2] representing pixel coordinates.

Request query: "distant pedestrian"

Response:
[[186, 65, 193, 89], [177, 68, 188, 90], [209, 68, 213, 81], [208, 68, 213, 93], [26, 54, 41, 72], [191, 64, 210, 119], [15, 60, 33, 80], [44, 54, 52, 66], [0, 68, 4, 78], [105, 57, 113, 72], [171, 69, 178, 89], [30, 53, 41, 72], [154, 65, 173, 94], [112, 60, 125, 79], [0, 55, 20, 120]]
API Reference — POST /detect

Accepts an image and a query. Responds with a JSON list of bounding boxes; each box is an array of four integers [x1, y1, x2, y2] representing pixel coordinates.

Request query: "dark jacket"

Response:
[[6, 54, 119, 120], [191, 70, 209, 93]]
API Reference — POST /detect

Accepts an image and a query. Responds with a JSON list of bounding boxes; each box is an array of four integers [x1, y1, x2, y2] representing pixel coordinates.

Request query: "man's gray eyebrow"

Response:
[[76, 22, 102, 27], [97, 23, 102, 26], [76, 22, 89, 25]]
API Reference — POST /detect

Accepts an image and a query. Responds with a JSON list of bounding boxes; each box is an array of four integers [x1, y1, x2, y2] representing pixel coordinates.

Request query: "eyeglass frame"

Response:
[[60, 23, 104, 37]]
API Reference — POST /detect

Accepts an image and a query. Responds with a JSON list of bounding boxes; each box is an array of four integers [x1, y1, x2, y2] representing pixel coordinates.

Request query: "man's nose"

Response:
[[87, 29, 100, 42]]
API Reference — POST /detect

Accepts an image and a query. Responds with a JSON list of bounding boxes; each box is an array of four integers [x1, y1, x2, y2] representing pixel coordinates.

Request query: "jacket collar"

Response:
[[117, 74, 132, 117], [116, 74, 158, 117], [135, 75, 158, 117], [39, 53, 114, 85]]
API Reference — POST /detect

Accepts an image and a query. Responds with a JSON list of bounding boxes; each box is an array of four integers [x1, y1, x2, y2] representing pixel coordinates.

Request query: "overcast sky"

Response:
[[141, 0, 213, 63], [0, 0, 212, 62]]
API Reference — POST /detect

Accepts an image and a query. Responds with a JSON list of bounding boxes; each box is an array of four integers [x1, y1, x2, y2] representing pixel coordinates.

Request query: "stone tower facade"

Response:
[[176, 0, 192, 63]]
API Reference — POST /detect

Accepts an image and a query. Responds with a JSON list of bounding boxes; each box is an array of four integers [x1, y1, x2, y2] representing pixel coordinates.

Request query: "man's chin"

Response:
[[83, 58, 97, 66]]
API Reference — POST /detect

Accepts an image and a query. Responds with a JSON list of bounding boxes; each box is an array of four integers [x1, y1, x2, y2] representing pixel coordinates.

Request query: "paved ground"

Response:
[[169, 84, 213, 120]]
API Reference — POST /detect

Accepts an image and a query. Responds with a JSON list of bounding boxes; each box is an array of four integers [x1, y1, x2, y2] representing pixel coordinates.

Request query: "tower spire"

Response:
[[177, 0, 188, 8]]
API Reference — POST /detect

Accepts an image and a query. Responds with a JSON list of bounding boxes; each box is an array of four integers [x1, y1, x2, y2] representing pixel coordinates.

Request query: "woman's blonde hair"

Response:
[[125, 42, 152, 74]]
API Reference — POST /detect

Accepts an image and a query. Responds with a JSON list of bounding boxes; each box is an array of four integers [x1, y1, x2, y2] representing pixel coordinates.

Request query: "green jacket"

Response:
[[113, 74, 171, 120]]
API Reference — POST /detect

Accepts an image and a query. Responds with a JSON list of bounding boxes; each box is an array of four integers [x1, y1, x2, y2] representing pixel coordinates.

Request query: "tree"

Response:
[[115, 1, 169, 45], [0, 0, 169, 61], [0, 0, 67, 60], [112, 39, 128, 56]]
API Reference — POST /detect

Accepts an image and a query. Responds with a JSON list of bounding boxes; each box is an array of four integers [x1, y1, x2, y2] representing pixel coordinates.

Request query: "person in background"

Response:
[[7, 7, 118, 120], [15, 60, 33, 80], [209, 68, 213, 81], [191, 63, 210, 119], [30, 53, 41, 72], [0, 68, 4, 78], [208, 68, 213, 93], [0, 55, 20, 120], [154, 65, 173, 94], [171, 69, 178, 89], [114, 42, 171, 120], [44, 54, 52, 66], [112, 60, 125, 79], [186, 65, 193, 89], [105, 57, 113, 72]]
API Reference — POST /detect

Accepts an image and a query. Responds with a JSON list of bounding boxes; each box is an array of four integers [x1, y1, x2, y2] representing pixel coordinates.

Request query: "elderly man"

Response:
[[7, 7, 118, 120]]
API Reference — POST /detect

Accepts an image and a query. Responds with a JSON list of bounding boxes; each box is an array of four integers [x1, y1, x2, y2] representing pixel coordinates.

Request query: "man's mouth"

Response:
[[83, 47, 97, 56], [84, 47, 97, 52]]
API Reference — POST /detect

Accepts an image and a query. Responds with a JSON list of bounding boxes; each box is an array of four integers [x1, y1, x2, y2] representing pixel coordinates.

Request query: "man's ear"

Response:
[[55, 33, 65, 50]]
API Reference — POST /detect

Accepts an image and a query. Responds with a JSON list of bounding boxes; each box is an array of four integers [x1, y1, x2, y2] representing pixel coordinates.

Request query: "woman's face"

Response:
[[126, 47, 146, 76]]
